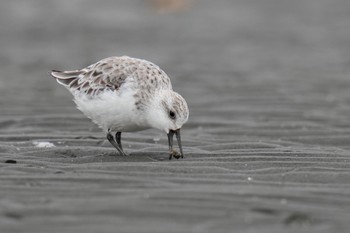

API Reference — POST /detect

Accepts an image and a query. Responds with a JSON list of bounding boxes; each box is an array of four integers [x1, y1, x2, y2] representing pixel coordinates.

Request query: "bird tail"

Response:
[[50, 70, 83, 87]]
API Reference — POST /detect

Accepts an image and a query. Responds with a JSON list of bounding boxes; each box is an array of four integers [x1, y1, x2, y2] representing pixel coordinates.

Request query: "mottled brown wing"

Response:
[[51, 62, 131, 96], [51, 56, 172, 96]]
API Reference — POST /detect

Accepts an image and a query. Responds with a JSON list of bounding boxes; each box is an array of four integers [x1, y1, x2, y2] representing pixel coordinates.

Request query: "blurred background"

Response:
[[2, 0, 350, 119], [2, 0, 350, 150]]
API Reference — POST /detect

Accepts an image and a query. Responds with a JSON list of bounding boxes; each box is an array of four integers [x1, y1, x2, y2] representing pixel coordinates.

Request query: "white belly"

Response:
[[73, 90, 149, 132]]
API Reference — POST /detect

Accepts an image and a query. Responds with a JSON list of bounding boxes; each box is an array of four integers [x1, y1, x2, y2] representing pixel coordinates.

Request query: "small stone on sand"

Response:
[[170, 149, 181, 159]]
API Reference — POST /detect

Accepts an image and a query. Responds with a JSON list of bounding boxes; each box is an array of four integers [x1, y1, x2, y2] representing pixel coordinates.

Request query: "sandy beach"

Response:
[[1, 0, 350, 232]]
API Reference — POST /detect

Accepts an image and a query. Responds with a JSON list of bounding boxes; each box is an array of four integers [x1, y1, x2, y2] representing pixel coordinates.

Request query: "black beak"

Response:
[[167, 129, 183, 160]]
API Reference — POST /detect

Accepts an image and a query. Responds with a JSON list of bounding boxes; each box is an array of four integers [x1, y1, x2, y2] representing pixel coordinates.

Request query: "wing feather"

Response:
[[50, 56, 172, 97]]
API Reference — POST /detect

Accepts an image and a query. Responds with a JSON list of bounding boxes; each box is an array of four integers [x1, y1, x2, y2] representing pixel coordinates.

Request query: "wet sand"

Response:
[[1, 0, 350, 232]]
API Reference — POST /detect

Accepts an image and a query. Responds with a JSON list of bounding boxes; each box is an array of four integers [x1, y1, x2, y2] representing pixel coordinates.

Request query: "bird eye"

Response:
[[169, 110, 176, 119]]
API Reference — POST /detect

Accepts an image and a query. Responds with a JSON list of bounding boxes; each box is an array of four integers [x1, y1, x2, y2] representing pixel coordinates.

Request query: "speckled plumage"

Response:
[[52, 56, 172, 97], [51, 56, 189, 159]]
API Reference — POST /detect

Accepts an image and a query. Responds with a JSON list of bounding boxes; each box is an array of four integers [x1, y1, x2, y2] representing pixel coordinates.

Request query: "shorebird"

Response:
[[51, 56, 189, 159]]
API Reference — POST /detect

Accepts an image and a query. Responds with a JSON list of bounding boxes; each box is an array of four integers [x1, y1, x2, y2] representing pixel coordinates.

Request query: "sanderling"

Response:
[[51, 56, 189, 159]]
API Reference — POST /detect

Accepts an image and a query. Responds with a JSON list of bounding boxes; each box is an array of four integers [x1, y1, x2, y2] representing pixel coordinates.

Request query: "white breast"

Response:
[[73, 88, 149, 132]]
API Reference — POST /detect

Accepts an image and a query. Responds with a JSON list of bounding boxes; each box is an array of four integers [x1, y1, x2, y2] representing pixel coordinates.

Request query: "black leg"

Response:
[[107, 130, 127, 156], [115, 132, 123, 151]]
